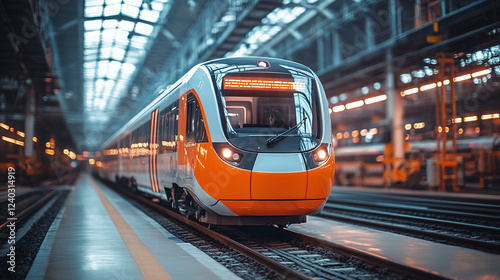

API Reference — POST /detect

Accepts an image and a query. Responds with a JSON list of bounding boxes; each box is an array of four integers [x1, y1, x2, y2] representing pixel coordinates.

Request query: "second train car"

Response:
[[95, 57, 334, 225]]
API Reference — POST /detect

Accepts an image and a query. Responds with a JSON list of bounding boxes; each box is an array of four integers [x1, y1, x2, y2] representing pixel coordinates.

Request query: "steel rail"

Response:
[[106, 180, 312, 280], [0, 187, 62, 234], [280, 227, 450, 280], [104, 178, 454, 279], [323, 204, 500, 234]]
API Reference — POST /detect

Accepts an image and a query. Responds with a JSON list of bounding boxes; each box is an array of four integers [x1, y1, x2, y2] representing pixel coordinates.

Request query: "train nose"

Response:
[[250, 153, 307, 199]]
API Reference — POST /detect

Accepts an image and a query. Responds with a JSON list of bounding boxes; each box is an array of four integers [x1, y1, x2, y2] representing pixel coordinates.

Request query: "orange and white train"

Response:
[[94, 57, 335, 225]]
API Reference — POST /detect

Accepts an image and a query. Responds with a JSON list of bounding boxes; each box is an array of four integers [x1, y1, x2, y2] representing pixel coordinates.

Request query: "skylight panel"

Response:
[[105, 79, 115, 90], [105, 0, 121, 5], [85, 6, 103, 18], [135, 22, 154, 36], [84, 48, 98, 56], [84, 30, 101, 44], [151, 2, 165, 11], [86, 0, 105, 7], [84, 53, 98, 61], [122, 4, 140, 18], [130, 35, 148, 48], [84, 61, 96, 69], [101, 29, 116, 40], [115, 30, 130, 44], [139, 9, 160, 23], [100, 47, 112, 60], [95, 79, 105, 92], [122, 63, 136, 75], [125, 55, 139, 65], [104, 4, 121, 17], [118, 20, 135, 31], [109, 60, 122, 71], [102, 19, 118, 29], [111, 47, 126, 61], [124, 0, 143, 7], [84, 20, 102, 31]]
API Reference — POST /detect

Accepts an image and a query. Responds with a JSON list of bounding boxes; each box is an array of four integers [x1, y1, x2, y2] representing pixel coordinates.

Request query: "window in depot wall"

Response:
[[415, 0, 442, 27]]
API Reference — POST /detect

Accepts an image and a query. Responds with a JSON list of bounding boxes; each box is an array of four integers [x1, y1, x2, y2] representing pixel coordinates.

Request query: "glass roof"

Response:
[[83, 0, 171, 125], [227, 0, 318, 57]]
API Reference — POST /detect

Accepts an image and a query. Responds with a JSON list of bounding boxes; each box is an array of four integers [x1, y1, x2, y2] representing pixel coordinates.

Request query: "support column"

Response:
[[385, 49, 404, 187], [24, 82, 36, 176]]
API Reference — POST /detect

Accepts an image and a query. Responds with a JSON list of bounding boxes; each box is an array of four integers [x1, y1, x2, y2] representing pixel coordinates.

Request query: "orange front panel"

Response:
[[251, 171, 307, 200], [194, 143, 251, 200], [220, 199, 324, 216], [306, 155, 335, 199]]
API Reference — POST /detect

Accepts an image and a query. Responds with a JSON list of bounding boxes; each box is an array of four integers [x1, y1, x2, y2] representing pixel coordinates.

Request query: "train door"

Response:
[[149, 108, 160, 193], [177, 92, 208, 186]]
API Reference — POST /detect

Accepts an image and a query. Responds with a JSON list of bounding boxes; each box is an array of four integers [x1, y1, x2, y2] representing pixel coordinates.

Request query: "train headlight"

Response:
[[220, 147, 242, 163], [314, 148, 328, 162], [303, 143, 332, 169]]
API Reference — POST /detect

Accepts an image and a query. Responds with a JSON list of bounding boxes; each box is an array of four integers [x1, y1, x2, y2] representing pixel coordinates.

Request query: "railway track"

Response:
[[104, 179, 447, 279], [0, 187, 64, 235], [321, 194, 500, 254]]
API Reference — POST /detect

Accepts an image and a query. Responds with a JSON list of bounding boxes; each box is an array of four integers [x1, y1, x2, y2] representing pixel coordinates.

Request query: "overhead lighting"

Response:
[[453, 117, 462, 123], [332, 105, 345, 113], [0, 123, 9, 130], [471, 69, 491, 78], [345, 100, 364, 109], [481, 113, 499, 120], [454, 74, 471, 82], [364, 94, 387, 104], [420, 83, 436, 91], [463, 116, 478, 122], [2, 136, 24, 146], [401, 87, 418, 96]]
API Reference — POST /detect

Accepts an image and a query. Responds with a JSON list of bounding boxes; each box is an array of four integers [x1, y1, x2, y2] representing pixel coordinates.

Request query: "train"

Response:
[[93, 57, 335, 226], [334, 136, 500, 188]]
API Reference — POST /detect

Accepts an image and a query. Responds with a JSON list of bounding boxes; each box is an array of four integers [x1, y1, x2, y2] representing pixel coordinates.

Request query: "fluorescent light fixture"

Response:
[[454, 74, 471, 82], [471, 69, 491, 77], [402, 87, 418, 96], [332, 105, 345, 112], [364, 94, 387, 104], [463, 116, 478, 122], [345, 100, 364, 109], [420, 83, 436, 91]]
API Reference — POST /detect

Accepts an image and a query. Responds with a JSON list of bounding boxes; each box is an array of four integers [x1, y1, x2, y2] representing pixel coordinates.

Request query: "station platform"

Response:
[[290, 216, 500, 279], [27, 173, 240, 280], [331, 184, 500, 201]]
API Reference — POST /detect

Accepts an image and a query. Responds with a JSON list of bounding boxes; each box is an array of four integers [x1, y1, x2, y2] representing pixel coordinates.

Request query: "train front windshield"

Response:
[[217, 73, 321, 152]]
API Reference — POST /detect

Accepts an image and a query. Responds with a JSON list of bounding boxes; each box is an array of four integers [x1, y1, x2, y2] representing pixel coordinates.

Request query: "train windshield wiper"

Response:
[[266, 117, 307, 146]]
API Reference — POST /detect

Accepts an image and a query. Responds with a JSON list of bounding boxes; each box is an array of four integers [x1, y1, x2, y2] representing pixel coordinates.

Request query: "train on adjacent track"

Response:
[[93, 57, 335, 226]]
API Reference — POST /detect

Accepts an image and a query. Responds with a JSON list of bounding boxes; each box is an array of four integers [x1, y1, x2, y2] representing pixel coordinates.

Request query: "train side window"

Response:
[[186, 93, 208, 145], [158, 102, 179, 153]]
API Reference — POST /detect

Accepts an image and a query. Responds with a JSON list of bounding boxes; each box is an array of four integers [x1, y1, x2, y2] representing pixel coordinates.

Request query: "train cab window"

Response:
[[217, 73, 321, 152], [186, 93, 208, 145]]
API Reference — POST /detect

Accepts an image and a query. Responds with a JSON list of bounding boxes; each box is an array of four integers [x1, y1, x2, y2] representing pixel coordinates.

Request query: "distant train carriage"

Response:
[[94, 57, 335, 225]]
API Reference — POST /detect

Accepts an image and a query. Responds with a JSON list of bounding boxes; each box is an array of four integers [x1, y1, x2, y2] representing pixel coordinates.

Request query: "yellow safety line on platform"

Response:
[[91, 179, 172, 280]]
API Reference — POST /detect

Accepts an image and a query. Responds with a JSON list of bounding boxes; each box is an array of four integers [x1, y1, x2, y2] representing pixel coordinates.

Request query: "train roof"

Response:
[[202, 56, 314, 77]]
